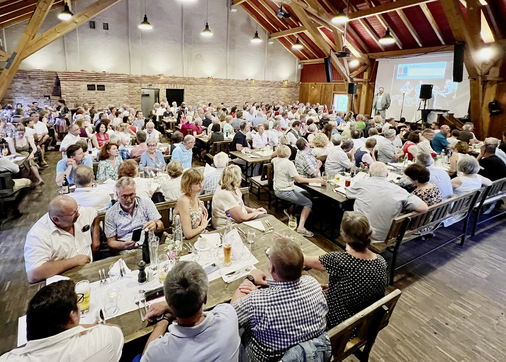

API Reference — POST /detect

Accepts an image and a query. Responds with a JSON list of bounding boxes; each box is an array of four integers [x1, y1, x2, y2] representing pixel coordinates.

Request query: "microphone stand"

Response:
[[399, 92, 405, 119]]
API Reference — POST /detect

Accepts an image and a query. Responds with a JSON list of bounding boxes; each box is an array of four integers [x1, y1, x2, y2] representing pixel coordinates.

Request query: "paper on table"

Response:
[[46, 275, 70, 285], [248, 154, 260, 158], [199, 233, 221, 246], [353, 172, 368, 182], [334, 187, 347, 194], [243, 220, 265, 232], [308, 182, 323, 187], [108, 259, 131, 277]]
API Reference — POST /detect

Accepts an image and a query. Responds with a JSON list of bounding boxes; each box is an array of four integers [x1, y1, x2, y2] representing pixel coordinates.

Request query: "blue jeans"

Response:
[[281, 332, 332, 362], [275, 186, 312, 210]]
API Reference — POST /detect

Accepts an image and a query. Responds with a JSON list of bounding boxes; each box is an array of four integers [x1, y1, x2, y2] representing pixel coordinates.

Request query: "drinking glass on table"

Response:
[[76, 280, 91, 314], [158, 254, 169, 284], [246, 230, 255, 252], [223, 241, 232, 267], [105, 287, 120, 317]]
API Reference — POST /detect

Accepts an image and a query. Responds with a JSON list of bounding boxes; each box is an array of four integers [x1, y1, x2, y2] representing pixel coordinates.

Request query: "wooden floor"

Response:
[[1, 149, 505, 361]]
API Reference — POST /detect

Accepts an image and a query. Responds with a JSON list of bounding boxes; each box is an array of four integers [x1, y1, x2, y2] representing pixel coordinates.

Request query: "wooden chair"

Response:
[[470, 177, 506, 236], [205, 141, 230, 165], [317, 155, 327, 173], [249, 163, 272, 204], [328, 289, 402, 362], [0, 172, 30, 224], [370, 190, 481, 284]]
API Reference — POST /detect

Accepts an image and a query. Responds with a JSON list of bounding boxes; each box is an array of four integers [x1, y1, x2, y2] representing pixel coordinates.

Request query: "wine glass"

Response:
[[288, 216, 297, 231], [246, 230, 255, 252]]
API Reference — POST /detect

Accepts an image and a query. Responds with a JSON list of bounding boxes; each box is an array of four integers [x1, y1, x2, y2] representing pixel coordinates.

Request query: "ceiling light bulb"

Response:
[[478, 47, 493, 61], [201, 22, 213, 37], [251, 31, 263, 44], [349, 59, 360, 68], [58, 2, 74, 21], [292, 38, 303, 50], [379, 29, 395, 45], [138, 14, 153, 30], [331, 9, 348, 25]]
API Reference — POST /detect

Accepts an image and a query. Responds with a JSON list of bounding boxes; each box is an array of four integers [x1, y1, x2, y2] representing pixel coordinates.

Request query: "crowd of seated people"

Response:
[[1, 98, 505, 361]]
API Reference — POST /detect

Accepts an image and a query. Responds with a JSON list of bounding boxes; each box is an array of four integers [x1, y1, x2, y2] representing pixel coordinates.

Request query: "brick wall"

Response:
[[3, 70, 300, 109]]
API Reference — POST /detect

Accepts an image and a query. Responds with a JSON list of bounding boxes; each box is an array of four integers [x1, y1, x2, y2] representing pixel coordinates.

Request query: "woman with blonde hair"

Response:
[[173, 168, 209, 239], [211, 165, 267, 228], [311, 132, 330, 158], [304, 211, 387, 329]]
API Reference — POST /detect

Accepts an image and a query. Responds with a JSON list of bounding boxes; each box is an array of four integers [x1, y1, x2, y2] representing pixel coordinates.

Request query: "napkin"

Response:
[[334, 187, 347, 194], [46, 275, 70, 285], [224, 229, 245, 261], [308, 182, 323, 187], [108, 259, 131, 277], [243, 220, 265, 232], [220, 263, 256, 283]]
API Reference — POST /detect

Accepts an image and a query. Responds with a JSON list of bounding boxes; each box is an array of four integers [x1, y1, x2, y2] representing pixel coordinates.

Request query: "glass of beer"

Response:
[[223, 242, 232, 267], [345, 177, 351, 187], [76, 280, 91, 314], [158, 254, 169, 284]]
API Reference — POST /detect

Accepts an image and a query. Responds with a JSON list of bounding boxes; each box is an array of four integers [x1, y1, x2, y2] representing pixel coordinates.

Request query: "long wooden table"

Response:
[[229, 150, 272, 181], [17, 215, 327, 347]]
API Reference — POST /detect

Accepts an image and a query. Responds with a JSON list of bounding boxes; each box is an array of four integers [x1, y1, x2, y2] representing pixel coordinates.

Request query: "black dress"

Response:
[[319, 252, 388, 329]]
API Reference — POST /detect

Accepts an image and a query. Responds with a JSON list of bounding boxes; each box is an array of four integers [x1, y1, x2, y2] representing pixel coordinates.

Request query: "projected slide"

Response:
[[375, 53, 470, 123]]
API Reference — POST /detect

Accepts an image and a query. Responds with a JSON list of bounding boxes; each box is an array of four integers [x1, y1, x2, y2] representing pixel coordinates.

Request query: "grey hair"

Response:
[[421, 129, 435, 136], [415, 152, 433, 167], [341, 139, 354, 151], [273, 120, 281, 129], [73, 165, 94, 187], [458, 155, 480, 175], [213, 152, 229, 168], [384, 129, 396, 139], [183, 135, 195, 144], [462, 123, 474, 131], [331, 133, 342, 146], [115, 176, 135, 190], [370, 162, 388, 177], [368, 128, 379, 136], [164, 261, 208, 318]]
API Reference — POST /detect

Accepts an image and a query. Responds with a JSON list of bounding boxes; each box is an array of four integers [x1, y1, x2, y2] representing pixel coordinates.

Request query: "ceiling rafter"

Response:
[[395, 9, 423, 47], [269, 26, 306, 39], [244, 1, 280, 32], [368, 45, 454, 58], [282, 38, 311, 60], [419, 3, 445, 44], [0, 0, 64, 29], [348, 0, 437, 20], [292, 35, 320, 58]]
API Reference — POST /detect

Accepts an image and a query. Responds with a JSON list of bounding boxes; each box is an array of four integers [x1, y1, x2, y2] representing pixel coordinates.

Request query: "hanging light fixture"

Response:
[[58, 2, 74, 21], [292, 38, 303, 50], [201, 0, 213, 37], [331, 8, 348, 25], [138, 0, 152, 30], [251, 31, 263, 44], [379, 28, 395, 45]]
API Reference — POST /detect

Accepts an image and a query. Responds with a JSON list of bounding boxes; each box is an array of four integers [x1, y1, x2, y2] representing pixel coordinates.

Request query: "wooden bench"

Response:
[[328, 289, 402, 361], [470, 177, 506, 236], [205, 141, 230, 165], [370, 190, 481, 285]]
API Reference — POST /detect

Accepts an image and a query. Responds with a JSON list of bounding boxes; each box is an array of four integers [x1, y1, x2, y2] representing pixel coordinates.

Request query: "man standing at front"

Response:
[[171, 135, 195, 169], [231, 238, 329, 361], [105, 177, 163, 251], [24, 196, 100, 283], [372, 87, 391, 120], [0, 280, 124, 361]]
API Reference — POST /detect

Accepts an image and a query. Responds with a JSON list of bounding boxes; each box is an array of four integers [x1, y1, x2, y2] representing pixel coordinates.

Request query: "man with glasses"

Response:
[[230, 238, 329, 361], [24, 196, 100, 283], [105, 177, 163, 251], [0, 280, 124, 361]]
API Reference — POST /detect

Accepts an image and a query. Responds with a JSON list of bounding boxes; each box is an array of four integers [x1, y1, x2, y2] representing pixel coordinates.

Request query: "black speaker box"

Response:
[[419, 84, 433, 99], [324, 56, 332, 83], [453, 42, 465, 83], [348, 82, 357, 95]]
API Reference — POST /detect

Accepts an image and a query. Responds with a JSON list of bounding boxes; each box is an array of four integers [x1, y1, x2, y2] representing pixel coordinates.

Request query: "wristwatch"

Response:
[[244, 275, 255, 284]]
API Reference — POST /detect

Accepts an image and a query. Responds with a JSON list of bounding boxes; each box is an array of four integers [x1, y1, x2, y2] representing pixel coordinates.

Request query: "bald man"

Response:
[[24, 196, 100, 283]]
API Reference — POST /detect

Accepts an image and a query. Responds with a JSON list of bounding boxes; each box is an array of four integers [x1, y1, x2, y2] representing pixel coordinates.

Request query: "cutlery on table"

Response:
[[99, 309, 106, 324]]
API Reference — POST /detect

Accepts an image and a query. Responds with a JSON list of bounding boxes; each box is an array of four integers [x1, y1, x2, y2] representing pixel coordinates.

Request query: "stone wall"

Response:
[[3, 70, 300, 109]]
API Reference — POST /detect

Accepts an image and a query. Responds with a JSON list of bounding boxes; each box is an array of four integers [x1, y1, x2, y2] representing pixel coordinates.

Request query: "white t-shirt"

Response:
[[272, 157, 298, 192], [68, 188, 111, 212], [160, 176, 183, 202], [0, 325, 123, 362], [211, 188, 246, 229], [33, 122, 48, 138], [24, 207, 98, 273], [59, 133, 81, 152]]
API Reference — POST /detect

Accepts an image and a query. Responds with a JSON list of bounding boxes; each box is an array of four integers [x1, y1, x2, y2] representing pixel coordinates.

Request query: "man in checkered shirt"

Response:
[[231, 238, 328, 361], [294, 138, 322, 178]]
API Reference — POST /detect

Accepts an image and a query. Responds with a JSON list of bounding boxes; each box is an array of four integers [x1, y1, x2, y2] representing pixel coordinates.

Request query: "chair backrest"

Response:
[[0, 171, 15, 195], [328, 289, 402, 361], [210, 141, 230, 156], [383, 190, 481, 246], [480, 177, 506, 205]]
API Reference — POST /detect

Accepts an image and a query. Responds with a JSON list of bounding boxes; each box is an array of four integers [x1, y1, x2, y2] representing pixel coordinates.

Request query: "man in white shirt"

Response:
[[325, 135, 354, 175], [0, 280, 123, 361], [285, 121, 302, 146], [59, 124, 81, 153], [145, 121, 161, 143], [24, 196, 100, 283], [268, 120, 283, 148], [31, 112, 50, 166], [418, 129, 436, 155], [69, 165, 111, 212], [202, 152, 228, 195]]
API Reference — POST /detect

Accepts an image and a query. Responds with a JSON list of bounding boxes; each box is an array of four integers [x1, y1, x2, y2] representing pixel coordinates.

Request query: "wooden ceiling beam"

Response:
[[0, 0, 37, 15], [419, 3, 445, 45], [0, 0, 54, 101], [300, 58, 324, 64], [395, 9, 423, 47], [0, 49, 11, 61], [246, 1, 280, 32], [0, 13, 32, 29], [257, 0, 295, 29], [269, 26, 306, 39], [348, 0, 436, 20], [292, 36, 320, 58], [368, 45, 454, 58], [364, 0, 403, 49], [22, 0, 124, 60], [0, 1, 64, 29], [232, 0, 249, 5], [282, 38, 310, 60]]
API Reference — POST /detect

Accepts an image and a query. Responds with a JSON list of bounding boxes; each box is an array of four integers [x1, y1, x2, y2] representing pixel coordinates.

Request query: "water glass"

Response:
[[288, 216, 297, 231], [246, 230, 255, 252], [105, 287, 120, 317]]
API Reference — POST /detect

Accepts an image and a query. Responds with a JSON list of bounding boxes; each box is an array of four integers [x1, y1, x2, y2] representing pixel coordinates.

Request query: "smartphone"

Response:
[[132, 228, 142, 242], [204, 263, 220, 275]]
